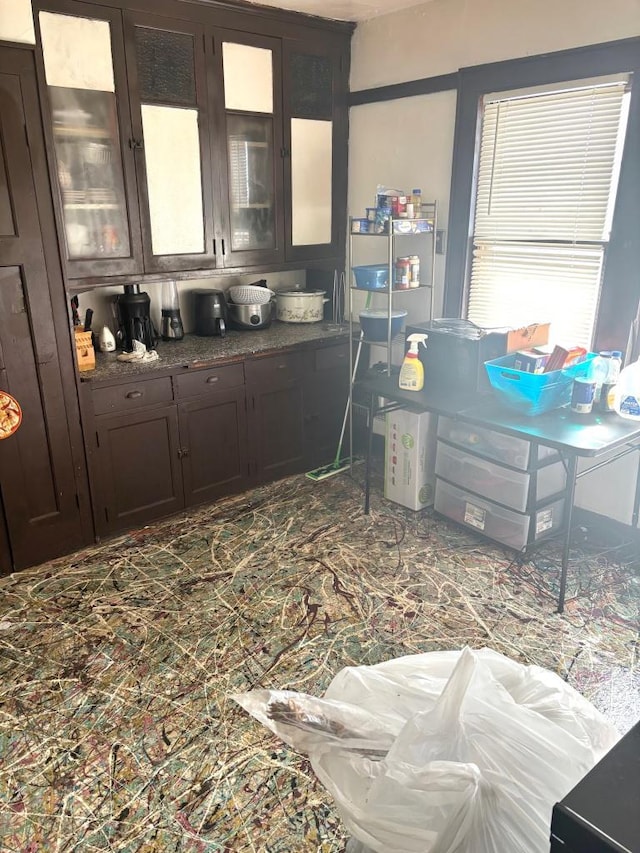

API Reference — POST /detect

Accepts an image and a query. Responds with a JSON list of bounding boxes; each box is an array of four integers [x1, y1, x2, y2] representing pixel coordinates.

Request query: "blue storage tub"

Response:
[[352, 264, 389, 290], [484, 353, 596, 416]]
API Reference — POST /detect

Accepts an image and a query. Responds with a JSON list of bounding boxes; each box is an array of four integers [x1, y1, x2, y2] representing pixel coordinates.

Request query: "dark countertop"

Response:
[[80, 322, 350, 384]]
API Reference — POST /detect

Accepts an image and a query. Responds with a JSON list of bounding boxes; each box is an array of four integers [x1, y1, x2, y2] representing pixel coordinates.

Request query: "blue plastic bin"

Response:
[[484, 353, 596, 416], [352, 264, 389, 290]]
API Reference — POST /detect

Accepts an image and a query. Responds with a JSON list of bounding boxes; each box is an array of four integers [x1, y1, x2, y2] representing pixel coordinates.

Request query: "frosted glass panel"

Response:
[[291, 118, 332, 246], [141, 105, 204, 256], [0, 0, 35, 44], [222, 42, 272, 113], [39, 12, 115, 92]]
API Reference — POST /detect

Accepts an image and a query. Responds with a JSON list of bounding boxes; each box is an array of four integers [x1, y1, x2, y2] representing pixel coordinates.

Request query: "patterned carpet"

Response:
[[0, 469, 638, 852]]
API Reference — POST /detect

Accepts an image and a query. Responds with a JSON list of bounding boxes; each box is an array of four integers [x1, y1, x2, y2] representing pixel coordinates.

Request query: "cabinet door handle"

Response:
[[221, 239, 226, 256], [128, 138, 143, 150], [125, 390, 143, 399], [276, 363, 287, 370], [178, 447, 190, 459], [206, 375, 219, 384]]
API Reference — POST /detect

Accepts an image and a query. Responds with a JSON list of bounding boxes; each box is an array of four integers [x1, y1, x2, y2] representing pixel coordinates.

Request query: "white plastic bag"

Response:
[[233, 647, 618, 853]]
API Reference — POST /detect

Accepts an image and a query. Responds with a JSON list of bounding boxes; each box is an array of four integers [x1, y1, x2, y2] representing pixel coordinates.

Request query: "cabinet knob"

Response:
[[125, 390, 143, 399], [178, 447, 190, 459], [206, 375, 219, 384]]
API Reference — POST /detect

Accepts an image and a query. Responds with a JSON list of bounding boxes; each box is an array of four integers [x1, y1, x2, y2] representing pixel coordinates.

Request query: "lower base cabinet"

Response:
[[96, 404, 184, 534], [86, 338, 348, 537]]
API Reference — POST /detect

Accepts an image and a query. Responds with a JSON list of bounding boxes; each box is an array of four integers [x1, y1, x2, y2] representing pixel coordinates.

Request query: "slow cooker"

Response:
[[228, 301, 273, 330]]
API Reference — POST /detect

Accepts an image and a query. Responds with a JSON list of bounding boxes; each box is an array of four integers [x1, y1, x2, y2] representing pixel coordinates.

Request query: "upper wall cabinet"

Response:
[[124, 13, 216, 273], [213, 30, 285, 269], [283, 39, 346, 264], [36, 1, 144, 279], [33, 0, 352, 283]]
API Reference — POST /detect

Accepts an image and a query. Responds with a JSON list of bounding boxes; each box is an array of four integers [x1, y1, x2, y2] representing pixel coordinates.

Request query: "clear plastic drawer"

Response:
[[437, 416, 557, 470], [434, 478, 565, 551], [435, 440, 566, 512]]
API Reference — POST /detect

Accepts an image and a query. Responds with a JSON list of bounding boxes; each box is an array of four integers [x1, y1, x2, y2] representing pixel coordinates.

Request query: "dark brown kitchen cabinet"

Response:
[[283, 38, 348, 264], [175, 363, 249, 505], [245, 352, 307, 483], [95, 403, 184, 534], [303, 341, 350, 469], [34, 0, 144, 280], [32, 0, 351, 285], [90, 362, 249, 535], [123, 12, 218, 273]]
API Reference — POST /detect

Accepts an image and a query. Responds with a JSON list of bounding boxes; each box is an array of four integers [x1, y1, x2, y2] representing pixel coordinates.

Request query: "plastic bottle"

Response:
[[613, 357, 640, 420], [600, 350, 622, 413], [411, 189, 422, 218], [98, 325, 116, 352], [399, 333, 427, 391], [588, 351, 611, 404]]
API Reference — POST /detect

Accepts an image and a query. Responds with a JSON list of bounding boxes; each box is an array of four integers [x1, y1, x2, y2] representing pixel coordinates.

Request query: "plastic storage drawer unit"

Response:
[[434, 479, 565, 551], [435, 441, 567, 512], [437, 416, 557, 471]]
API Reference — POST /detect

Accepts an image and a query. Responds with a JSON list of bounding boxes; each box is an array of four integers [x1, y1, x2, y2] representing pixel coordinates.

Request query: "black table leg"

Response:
[[364, 391, 375, 515], [558, 454, 578, 613]]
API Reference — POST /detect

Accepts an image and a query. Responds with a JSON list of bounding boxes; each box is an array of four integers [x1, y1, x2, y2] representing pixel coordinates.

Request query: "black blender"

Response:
[[161, 280, 184, 341]]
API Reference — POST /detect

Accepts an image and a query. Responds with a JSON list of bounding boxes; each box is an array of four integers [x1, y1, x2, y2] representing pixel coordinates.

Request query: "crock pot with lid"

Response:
[[275, 290, 327, 323]]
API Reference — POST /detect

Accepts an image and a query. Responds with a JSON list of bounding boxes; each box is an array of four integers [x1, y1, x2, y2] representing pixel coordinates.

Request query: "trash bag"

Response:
[[232, 647, 618, 853]]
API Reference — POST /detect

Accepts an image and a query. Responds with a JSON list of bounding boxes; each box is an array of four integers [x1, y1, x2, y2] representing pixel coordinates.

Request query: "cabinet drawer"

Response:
[[174, 363, 244, 399], [92, 377, 173, 415], [314, 342, 349, 371], [434, 478, 565, 552], [437, 416, 557, 470], [435, 440, 566, 512], [245, 352, 304, 389]]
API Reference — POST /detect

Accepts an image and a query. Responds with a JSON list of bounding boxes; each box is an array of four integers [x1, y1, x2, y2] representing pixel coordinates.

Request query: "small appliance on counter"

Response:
[[193, 289, 228, 337], [227, 300, 273, 330], [226, 280, 274, 331], [160, 280, 184, 341], [116, 285, 157, 352]]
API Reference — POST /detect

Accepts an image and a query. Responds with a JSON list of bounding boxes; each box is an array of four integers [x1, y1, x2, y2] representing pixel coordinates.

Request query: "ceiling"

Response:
[[246, 0, 431, 23]]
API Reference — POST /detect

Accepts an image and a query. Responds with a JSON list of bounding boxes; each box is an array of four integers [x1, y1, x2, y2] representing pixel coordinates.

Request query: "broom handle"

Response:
[[334, 332, 364, 463]]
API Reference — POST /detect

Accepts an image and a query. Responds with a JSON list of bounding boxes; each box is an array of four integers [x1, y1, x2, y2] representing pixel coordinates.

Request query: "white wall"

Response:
[[349, 0, 640, 522]]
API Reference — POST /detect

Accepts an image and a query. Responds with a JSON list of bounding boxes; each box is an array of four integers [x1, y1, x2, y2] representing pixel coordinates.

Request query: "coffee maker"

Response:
[[116, 285, 157, 352]]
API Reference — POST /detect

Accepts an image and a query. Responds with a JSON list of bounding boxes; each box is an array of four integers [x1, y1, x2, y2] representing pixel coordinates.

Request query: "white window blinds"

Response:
[[468, 81, 630, 348]]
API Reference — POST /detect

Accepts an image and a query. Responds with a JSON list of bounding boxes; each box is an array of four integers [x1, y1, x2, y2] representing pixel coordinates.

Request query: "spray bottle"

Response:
[[399, 333, 428, 391]]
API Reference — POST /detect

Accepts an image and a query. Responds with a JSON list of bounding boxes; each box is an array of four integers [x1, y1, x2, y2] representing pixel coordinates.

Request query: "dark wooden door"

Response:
[[95, 405, 183, 535], [178, 387, 249, 506], [0, 46, 89, 572]]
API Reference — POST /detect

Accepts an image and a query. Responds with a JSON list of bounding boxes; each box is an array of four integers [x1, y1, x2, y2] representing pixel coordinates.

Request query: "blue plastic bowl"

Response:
[[352, 264, 389, 290], [359, 309, 407, 341]]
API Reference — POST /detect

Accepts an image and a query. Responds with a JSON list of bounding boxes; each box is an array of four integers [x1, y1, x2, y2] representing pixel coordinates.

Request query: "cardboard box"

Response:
[[513, 347, 552, 374], [384, 409, 438, 511], [505, 323, 550, 353]]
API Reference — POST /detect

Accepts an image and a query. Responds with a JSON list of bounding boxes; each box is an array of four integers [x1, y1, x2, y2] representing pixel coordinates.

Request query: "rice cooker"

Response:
[[227, 301, 274, 330]]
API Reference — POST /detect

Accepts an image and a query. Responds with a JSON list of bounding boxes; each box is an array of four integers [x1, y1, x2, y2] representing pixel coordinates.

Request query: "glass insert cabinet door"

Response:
[[220, 36, 282, 263], [127, 16, 212, 270], [38, 8, 138, 271], [286, 49, 336, 257]]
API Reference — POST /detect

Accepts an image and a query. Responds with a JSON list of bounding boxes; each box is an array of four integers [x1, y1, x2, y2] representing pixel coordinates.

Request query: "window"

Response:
[[467, 81, 630, 348], [444, 39, 640, 353]]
